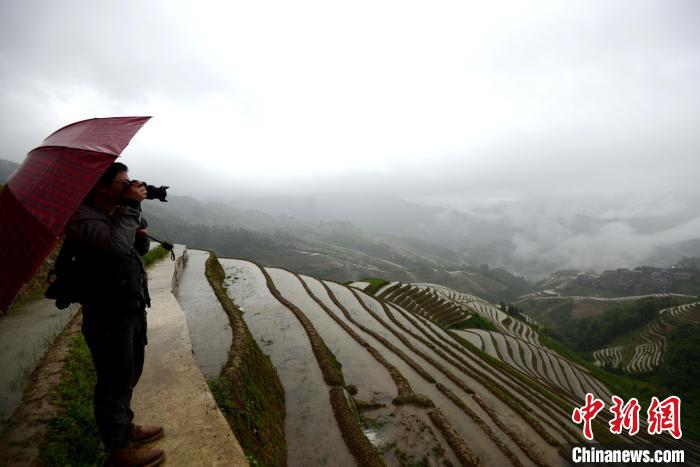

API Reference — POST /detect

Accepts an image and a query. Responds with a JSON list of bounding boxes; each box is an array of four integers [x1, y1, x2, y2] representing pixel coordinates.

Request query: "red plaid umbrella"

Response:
[[0, 116, 151, 313]]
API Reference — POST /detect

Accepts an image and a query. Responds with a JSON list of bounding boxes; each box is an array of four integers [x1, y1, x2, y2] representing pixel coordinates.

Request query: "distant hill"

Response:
[[516, 295, 696, 352], [142, 195, 532, 302], [0, 159, 20, 183], [592, 301, 700, 373], [528, 264, 700, 298], [223, 193, 700, 280]]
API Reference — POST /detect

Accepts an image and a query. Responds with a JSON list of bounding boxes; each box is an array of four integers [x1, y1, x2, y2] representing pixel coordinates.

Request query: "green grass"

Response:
[[359, 277, 389, 295], [39, 334, 102, 466], [450, 314, 498, 332], [141, 245, 169, 266]]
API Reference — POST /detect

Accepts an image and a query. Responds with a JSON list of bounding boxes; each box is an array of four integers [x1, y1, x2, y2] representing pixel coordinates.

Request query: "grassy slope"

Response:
[[141, 245, 169, 266], [40, 334, 102, 466], [360, 277, 389, 295], [451, 314, 499, 332]]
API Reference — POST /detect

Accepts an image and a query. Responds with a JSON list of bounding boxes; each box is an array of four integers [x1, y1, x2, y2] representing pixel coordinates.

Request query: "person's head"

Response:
[[91, 162, 129, 209]]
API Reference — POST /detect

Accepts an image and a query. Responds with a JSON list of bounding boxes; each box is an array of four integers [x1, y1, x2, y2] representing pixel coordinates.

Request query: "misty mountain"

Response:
[[217, 192, 700, 279], [3, 153, 698, 279], [142, 194, 531, 302], [0, 158, 19, 183]]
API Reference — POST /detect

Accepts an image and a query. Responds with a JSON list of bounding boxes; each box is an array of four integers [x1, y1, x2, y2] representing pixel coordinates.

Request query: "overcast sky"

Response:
[[2, 1, 699, 270]]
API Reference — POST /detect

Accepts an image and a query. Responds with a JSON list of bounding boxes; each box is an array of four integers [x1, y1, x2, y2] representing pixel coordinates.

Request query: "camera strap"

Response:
[[146, 234, 176, 261]]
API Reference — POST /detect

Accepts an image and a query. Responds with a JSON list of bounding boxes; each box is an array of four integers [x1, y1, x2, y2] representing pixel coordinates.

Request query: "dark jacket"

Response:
[[62, 200, 151, 311]]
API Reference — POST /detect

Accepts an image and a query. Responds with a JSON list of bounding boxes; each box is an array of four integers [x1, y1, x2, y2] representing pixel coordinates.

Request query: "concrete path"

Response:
[[0, 298, 79, 424], [132, 246, 248, 466]]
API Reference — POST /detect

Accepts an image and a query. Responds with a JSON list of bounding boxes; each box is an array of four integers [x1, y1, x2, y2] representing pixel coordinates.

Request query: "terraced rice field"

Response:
[[174, 249, 232, 377], [380, 283, 540, 346], [192, 258, 700, 466], [222, 260, 356, 467], [370, 282, 617, 405], [592, 302, 700, 374], [222, 264, 584, 465], [591, 346, 623, 369]]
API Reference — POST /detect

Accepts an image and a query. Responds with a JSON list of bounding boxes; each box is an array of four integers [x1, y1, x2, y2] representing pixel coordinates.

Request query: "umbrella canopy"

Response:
[[0, 116, 151, 313]]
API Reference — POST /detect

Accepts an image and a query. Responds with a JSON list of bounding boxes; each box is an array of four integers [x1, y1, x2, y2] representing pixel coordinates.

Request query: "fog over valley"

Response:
[[2, 0, 699, 279]]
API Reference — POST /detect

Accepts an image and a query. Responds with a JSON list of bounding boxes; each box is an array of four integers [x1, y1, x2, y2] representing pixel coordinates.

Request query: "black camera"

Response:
[[137, 182, 169, 202]]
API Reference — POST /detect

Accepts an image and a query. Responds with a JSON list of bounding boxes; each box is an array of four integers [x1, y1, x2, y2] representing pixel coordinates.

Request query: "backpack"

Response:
[[45, 239, 84, 309]]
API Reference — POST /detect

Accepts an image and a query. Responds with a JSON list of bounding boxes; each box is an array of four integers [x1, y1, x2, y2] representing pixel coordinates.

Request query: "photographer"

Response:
[[64, 162, 164, 467]]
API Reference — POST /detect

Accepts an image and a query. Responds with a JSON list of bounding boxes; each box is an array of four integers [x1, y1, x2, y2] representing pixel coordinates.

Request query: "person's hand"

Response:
[[136, 228, 147, 239], [123, 180, 147, 202]]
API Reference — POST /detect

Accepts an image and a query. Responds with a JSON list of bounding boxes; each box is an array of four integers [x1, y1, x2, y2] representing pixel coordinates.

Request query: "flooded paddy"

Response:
[[297, 274, 397, 403], [406, 311, 575, 449], [375, 281, 398, 296], [361, 405, 461, 467], [385, 302, 436, 337], [503, 336, 533, 377], [516, 339, 538, 376], [301, 276, 481, 465], [0, 300, 78, 424], [460, 329, 498, 357], [174, 249, 231, 378], [363, 298, 553, 465], [525, 343, 547, 377], [322, 283, 523, 465], [214, 266, 577, 464], [220, 259, 354, 467], [269, 269, 396, 404], [491, 332, 518, 368]]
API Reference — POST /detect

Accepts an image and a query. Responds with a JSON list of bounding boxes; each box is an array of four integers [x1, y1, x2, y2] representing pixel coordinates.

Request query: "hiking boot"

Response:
[[131, 424, 165, 445], [105, 446, 165, 467]]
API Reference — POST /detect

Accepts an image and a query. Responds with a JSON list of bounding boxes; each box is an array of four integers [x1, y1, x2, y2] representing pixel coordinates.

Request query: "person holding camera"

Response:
[[64, 162, 165, 467]]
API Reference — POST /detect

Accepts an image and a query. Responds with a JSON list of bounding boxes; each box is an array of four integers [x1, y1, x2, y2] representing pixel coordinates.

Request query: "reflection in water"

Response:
[[222, 259, 355, 467], [175, 249, 231, 378], [272, 270, 397, 404]]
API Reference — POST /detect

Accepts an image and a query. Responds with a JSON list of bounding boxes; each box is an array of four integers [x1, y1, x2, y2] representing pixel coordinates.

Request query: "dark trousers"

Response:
[[82, 305, 147, 454]]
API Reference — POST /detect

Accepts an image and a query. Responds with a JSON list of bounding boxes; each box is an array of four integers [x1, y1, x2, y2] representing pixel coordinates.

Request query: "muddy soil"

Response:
[[361, 404, 461, 467], [174, 249, 232, 378]]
